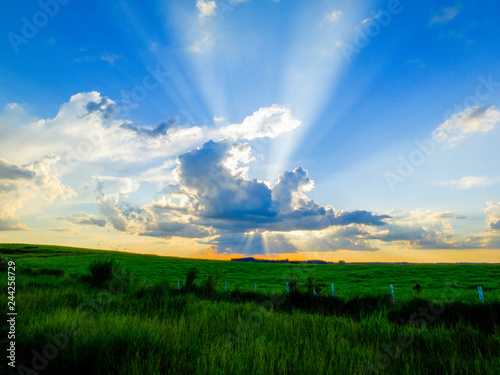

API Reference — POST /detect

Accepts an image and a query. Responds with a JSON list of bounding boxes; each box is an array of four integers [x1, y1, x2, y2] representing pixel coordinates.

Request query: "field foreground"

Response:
[[1, 244, 499, 374]]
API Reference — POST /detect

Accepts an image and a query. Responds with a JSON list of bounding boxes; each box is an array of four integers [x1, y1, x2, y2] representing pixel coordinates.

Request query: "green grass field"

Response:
[[1, 244, 499, 374]]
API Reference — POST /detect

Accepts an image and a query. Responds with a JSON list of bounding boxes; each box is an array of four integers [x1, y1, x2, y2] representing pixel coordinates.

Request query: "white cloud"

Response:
[[215, 105, 302, 140], [0, 155, 75, 231], [0, 92, 302, 170], [100, 52, 119, 66], [362, 12, 381, 24], [327, 10, 342, 22], [440, 176, 497, 189], [430, 2, 463, 25], [432, 106, 500, 147], [188, 32, 213, 53], [196, 0, 217, 18], [485, 201, 500, 231], [93, 176, 140, 196]]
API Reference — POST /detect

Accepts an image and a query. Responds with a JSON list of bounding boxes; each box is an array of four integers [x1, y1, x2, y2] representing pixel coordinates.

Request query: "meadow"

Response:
[[1, 244, 499, 374]]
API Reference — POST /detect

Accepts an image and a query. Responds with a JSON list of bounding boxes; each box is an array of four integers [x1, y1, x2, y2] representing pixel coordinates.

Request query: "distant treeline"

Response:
[[231, 257, 338, 264]]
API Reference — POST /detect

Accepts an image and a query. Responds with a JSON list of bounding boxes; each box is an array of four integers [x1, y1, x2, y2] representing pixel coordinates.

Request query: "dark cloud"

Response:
[[0, 218, 27, 231], [120, 116, 179, 137], [85, 97, 116, 119], [367, 225, 425, 243], [0, 159, 35, 180], [173, 140, 389, 233], [176, 140, 276, 220], [141, 221, 211, 239], [62, 213, 107, 227]]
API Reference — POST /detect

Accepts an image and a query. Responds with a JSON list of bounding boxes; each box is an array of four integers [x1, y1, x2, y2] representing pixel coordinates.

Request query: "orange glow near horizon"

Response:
[[2, 237, 499, 264]]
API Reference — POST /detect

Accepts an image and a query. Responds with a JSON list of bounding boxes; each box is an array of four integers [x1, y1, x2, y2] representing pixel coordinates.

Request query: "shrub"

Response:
[[88, 258, 117, 287], [202, 268, 223, 296], [184, 267, 198, 291], [288, 273, 300, 293]]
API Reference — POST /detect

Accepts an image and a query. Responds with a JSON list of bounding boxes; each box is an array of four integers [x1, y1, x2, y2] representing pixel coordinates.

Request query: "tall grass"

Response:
[[1, 246, 499, 374], [2, 265, 499, 375]]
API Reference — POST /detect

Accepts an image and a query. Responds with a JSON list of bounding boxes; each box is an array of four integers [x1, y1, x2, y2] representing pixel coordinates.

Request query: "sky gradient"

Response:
[[1, 0, 500, 262]]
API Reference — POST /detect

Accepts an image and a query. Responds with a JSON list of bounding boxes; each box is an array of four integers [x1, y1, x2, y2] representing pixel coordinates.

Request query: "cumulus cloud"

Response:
[[432, 106, 500, 147], [170, 140, 389, 234], [485, 201, 500, 231], [0, 155, 75, 231], [93, 176, 145, 233], [0, 92, 301, 169], [197, 0, 217, 18], [211, 105, 302, 141], [370, 208, 470, 249], [25, 155, 76, 203]]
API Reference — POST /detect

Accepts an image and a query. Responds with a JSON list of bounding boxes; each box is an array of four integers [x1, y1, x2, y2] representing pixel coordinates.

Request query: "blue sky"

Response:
[[1, 0, 500, 262]]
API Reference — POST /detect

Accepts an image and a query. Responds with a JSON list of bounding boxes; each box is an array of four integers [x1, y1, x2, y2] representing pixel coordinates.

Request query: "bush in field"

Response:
[[202, 268, 223, 296], [87, 258, 130, 287], [288, 273, 300, 293], [184, 267, 198, 291]]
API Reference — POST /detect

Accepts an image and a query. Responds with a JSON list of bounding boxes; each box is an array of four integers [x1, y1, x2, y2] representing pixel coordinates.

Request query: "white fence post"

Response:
[[389, 284, 395, 305], [178, 280, 180, 289], [225, 281, 227, 291], [478, 286, 484, 303], [254, 283, 257, 293], [331, 283, 335, 296], [286, 282, 289, 292]]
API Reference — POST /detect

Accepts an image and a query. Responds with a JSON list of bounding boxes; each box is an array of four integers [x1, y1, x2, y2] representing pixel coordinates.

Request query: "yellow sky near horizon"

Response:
[[2, 229, 499, 263]]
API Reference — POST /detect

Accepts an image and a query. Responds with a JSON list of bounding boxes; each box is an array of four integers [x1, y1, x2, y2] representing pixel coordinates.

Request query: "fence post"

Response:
[[331, 283, 334, 296], [225, 281, 227, 291], [478, 286, 484, 303], [389, 284, 395, 305], [286, 282, 289, 292], [255, 283, 257, 293], [178, 280, 180, 289]]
